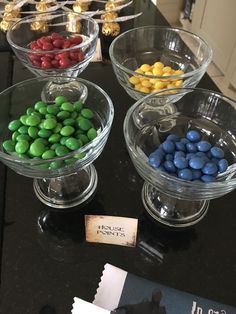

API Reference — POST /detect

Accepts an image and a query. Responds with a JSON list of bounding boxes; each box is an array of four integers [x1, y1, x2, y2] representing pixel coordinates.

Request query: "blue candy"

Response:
[[180, 138, 189, 144], [186, 130, 201, 142], [178, 168, 193, 181], [201, 175, 216, 183], [165, 154, 174, 161], [210, 146, 224, 159], [218, 158, 228, 173], [192, 169, 202, 180], [148, 153, 162, 168], [197, 140, 211, 152], [186, 142, 197, 153], [175, 141, 186, 152], [174, 151, 185, 158], [166, 134, 179, 142], [202, 162, 218, 175], [174, 156, 188, 169], [189, 156, 205, 170], [162, 140, 175, 153], [163, 160, 176, 173]]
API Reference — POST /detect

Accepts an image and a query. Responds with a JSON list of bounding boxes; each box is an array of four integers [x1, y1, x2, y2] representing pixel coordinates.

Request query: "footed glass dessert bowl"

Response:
[[7, 11, 99, 101], [109, 26, 212, 101], [0, 76, 114, 209], [124, 88, 236, 228]]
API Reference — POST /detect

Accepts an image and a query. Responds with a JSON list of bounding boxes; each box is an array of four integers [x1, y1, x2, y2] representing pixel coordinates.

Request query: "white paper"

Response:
[[71, 297, 111, 314], [93, 263, 128, 311]]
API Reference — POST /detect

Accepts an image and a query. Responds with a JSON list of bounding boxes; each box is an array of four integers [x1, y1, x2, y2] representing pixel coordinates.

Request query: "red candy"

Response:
[[27, 32, 84, 69]]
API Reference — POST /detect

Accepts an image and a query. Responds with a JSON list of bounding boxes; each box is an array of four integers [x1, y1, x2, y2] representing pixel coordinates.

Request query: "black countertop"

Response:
[[0, 1, 236, 314]]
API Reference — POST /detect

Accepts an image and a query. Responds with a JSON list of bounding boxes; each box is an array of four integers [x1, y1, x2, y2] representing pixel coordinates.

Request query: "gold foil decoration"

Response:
[[102, 22, 120, 37], [101, 12, 118, 21], [30, 20, 49, 32], [105, 1, 119, 11], [0, 1, 21, 32], [66, 13, 82, 33], [73, 1, 89, 13]]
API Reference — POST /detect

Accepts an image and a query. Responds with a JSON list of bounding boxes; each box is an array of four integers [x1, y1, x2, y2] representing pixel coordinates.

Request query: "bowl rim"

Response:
[[0, 76, 114, 166], [109, 25, 213, 80], [6, 10, 99, 54], [123, 87, 236, 189]]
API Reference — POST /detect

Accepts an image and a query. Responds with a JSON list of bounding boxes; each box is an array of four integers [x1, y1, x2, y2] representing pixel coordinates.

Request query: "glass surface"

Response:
[[109, 26, 212, 100], [0, 1, 236, 313]]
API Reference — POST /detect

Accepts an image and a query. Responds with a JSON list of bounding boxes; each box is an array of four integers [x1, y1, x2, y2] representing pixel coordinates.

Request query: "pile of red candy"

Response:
[[28, 32, 85, 69]]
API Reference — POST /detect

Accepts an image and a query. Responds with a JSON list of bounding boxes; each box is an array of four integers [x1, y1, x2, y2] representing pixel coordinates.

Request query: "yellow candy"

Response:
[[175, 80, 183, 87], [154, 62, 164, 69], [154, 81, 165, 89], [129, 76, 140, 85], [152, 67, 163, 76], [140, 64, 151, 72], [174, 69, 184, 75], [134, 83, 142, 90], [145, 71, 153, 76], [139, 87, 150, 93], [141, 80, 152, 88], [135, 68, 144, 74]]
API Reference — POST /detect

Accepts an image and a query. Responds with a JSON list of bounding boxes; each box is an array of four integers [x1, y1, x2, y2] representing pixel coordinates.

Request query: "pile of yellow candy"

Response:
[[128, 61, 184, 94]]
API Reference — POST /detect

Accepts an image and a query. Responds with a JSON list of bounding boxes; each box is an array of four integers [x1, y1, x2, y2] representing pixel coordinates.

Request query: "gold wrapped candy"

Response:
[[0, 1, 21, 32], [73, 1, 89, 13], [30, 20, 49, 32], [66, 12, 82, 33], [101, 12, 118, 21], [102, 22, 120, 37], [105, 1, 119, 11]]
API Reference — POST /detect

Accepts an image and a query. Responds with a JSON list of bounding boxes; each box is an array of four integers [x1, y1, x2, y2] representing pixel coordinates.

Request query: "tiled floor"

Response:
[[155, 2, 236, 100]]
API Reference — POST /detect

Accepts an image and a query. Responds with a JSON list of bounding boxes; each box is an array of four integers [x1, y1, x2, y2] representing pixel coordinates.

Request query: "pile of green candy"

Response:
[[2, 95, 97, 170]]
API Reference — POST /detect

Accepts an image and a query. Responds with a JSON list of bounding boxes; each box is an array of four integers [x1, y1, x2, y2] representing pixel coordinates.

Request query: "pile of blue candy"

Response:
[[148, 130, 229, 182]]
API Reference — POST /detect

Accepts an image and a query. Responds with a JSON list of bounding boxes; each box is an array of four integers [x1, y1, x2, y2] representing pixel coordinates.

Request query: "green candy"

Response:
[[47, 105, 60, 115], [15, 140, 29, 154], [38, 107, 47, 115], [38, 129, 52, 138], [18, 125, 29, 134], [50, 160, 64, 170], [26, 115, 41, 126], [34, 101, 46, 111], [63, 118, 75, 126], [61, 102, 74, 112], [43, 118, 57, 130], [70, 111, 78, 119], [53, 123, 62, 134], [60, 125, 75, 137], [29, 141, 46, 157], [34, 138, 48, 146], [26, 107, 35, 115], [55, 145, 70, 157], [12, 131, 20, 141], [42, 149, 56, 160], [77, 118, 93, 131], [55, 96, 67, 106], [81, 108, 94, 119], [87, 128, 97, 141], [74, 152, 86, 159], [16, 134, 31, 142], [28, 126, 39, 139], [65, 137, 81, 150], [50, 143, 61, 150], [60, 136, 69, 145], [57, 111, 71, 121], [48, 133, 61, 144], [73, 101, 83, 112], [8, 119, 22, 131], [2, 139, 15, 153], [78, 134, 89, 145], [20, 115, 29, 126]]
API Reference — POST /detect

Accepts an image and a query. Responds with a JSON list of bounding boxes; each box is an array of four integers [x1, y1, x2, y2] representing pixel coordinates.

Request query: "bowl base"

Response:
[[33, 164, 98, 209], [142, 182, 209, 228]]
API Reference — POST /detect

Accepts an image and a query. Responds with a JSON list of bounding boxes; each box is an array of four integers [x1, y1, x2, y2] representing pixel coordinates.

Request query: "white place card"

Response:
[[85, 215, 138, 247]]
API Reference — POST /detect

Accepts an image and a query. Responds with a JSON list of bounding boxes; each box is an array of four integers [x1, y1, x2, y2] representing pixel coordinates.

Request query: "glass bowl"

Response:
[[6, 11, 99, 78], [109, 26, 212, 101], [123, 88, 236, 228], [0, 76, 114, 209]]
